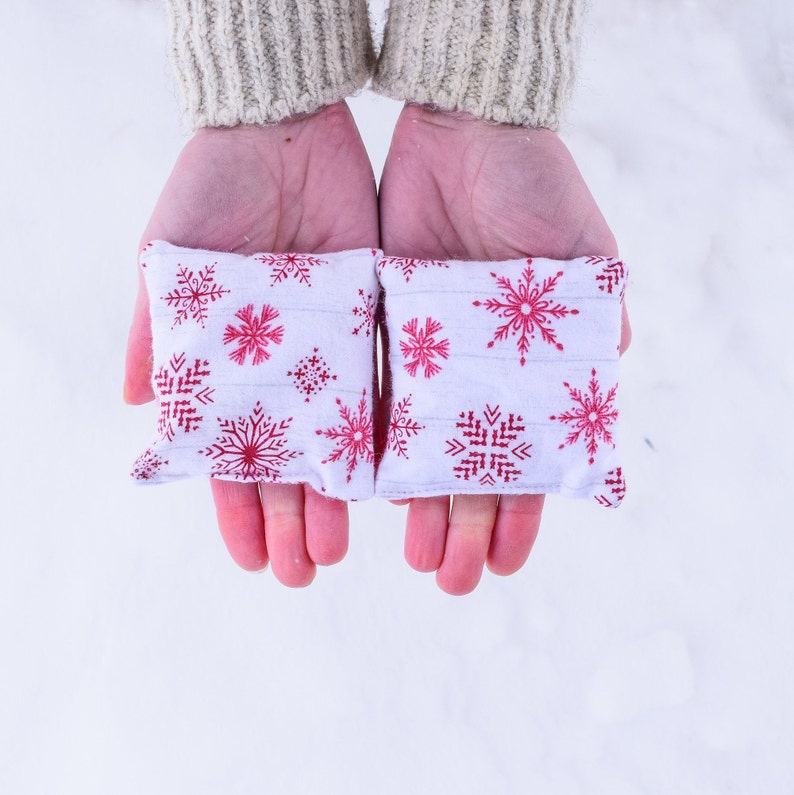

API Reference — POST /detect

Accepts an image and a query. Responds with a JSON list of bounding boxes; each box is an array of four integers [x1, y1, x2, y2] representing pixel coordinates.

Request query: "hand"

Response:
[[125, 102, 378, 585], [379, 104, 631, 595]]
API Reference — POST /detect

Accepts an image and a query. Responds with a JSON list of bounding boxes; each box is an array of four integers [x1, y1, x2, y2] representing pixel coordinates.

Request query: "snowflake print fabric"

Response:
[[376, 254, 627, 506], [131, 241, 379, 499], [132, 244, 628, 507]]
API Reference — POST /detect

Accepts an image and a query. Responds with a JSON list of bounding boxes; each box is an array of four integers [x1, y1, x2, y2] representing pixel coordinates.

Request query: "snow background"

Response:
[[1, 0, 793, 791]]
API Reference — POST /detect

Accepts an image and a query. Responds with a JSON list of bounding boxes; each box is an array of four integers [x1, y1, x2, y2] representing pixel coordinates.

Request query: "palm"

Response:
[[380, 104, 617, 262], [125, 102, 378, 582], [379, 104, 627, 595]]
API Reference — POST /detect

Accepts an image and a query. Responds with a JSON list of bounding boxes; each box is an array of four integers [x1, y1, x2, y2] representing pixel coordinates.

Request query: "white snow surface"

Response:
[[1, 0, 792, 792]]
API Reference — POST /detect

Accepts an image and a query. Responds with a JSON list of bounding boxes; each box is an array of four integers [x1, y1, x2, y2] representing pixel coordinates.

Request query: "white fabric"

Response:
[[131, 241, 379, 500], [375, 254, 627, 507], [132, 244, 627, 507]]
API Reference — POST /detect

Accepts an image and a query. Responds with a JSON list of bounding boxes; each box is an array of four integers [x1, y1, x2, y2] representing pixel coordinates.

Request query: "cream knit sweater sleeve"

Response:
[[373, 0, 584, 130], [166, 0, 374, 128]]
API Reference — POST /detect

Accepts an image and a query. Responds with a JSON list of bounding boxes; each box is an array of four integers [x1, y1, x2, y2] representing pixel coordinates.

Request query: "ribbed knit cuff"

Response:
[[373, 0, 584, 130], [166, 0, 375, 128]]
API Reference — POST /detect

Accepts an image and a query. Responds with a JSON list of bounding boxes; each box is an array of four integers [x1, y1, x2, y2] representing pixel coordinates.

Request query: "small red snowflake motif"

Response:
[[595, 467, 626, 507], [550, 368, 619, 465], [139, 242, 154, 269], [223, 303, 284, 365], [352, 289, 376, 337], [587, 256, 627, 299], [131, 448, 168, 481], [316, 389, 374, 481], [387, 395, 424, 459], [256, 253, 326, 287], [378, 256, 449, 282], [399, 317, 450, 378], [287, 348, 337, 402], [162, 261, 229, 328], [445, 404, 533, 486], [154, 353, 215, 441], [473, 261, 579, 365], [201, 402, 301, 481]]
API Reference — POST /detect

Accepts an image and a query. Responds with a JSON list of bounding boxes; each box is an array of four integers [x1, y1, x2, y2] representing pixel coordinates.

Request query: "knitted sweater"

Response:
[[166, 0, 583, 130]]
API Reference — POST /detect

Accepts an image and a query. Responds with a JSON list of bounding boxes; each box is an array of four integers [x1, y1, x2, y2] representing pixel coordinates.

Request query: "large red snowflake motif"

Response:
[[131, 448, 168, 481], [550, 368, 619, 464], [154, 353, 215, 441], [201, 402, 301, 481], [257, 253, 326, 287], [445, 404, 533, 487], [387, 395, 424, 459], [352, 289, 376, 337], [316, 389, 374, 481], [162, 261, 229, 328], [287, 348, 337, 402], [595, 467, 626, 508], [223, 303, 284, 365], [586, 256, 627, 299], [399, 317, 450, 378], [379, 256, 449, 282], [473, 262, 578, 365]]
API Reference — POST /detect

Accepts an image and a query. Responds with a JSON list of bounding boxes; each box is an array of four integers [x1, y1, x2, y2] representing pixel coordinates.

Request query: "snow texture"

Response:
[[1, 0, 793, 793]]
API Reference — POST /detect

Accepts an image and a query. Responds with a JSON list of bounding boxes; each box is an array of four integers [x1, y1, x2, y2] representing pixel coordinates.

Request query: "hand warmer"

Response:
[[131, 241, 379, 501], [375, 254, 626, 507]]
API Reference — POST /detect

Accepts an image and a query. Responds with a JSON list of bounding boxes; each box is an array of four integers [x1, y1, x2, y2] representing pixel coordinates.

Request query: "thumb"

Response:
[[123, 266, 154, 404]]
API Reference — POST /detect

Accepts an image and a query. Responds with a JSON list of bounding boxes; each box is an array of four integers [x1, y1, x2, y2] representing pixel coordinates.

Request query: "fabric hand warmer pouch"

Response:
[[131, 241, 379, 501], [375, 254, 627, 507]]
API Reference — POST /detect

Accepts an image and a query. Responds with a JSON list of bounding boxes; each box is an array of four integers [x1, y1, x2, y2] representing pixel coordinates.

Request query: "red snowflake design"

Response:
[[473, 262, 579, 365], [550, 368, 619, 464], [379, 256, 449, 282], [586, 256, 627, 298], [316, 389, 374, 481], [162, 261, 229, 328], [223, 303, 284, 365], [287, 348, 337, 402], [387, 395, 424, 459], [445, 404, 533, 487], [256, 253, 326, 287], [399, 317, 450, 378], [595, 467, 626, 507], [201, 402, 301, 481], [139, 242, 154, 268], [131, 448, 168, 481], [352, 289, 376, 337], [154, 353, 215, 441]]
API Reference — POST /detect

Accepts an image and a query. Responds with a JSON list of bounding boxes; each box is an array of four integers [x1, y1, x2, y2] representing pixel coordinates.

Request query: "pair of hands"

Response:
[[124, 101, 630, 595]]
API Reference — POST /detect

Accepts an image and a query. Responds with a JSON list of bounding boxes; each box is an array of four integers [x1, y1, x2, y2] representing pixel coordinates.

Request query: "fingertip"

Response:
[[210, 479, 269, 572], [260, 482, 316, 587], [436, 564, 483, 596], [404, 496, 449, 572], [434, 494, 496, 593], [123, 375, 154, 405], [486, 494, 543, 576], [304, 486, 349, 566]]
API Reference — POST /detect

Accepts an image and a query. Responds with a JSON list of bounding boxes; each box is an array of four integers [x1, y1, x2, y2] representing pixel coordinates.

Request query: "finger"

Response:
[[124, 267, 155, 405], [436, 494, 498, 595], [404, 496, 450, 573], [260, 482, 316, 587], [210, 479, 268, 572], [487, 493, 543, 576], [304, 486, 349, 566], [620, 300, 632, 355]]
